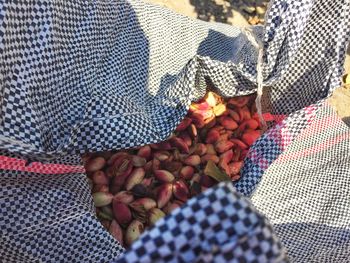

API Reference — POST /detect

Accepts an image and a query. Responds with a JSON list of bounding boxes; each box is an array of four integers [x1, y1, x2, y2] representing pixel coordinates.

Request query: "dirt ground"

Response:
[[145, 0, 350, 123]]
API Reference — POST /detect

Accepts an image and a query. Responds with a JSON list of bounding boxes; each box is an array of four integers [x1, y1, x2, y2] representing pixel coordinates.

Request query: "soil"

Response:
[[145, 0, 350, 124]]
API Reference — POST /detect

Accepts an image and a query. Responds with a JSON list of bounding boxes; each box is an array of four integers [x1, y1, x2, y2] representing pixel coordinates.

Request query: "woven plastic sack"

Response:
[[1, 0, 350, 262]]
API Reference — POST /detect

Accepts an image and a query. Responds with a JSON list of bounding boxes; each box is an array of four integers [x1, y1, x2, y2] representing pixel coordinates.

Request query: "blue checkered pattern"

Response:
[[115, 182, 287, 263], [1, 0, 350, 262]]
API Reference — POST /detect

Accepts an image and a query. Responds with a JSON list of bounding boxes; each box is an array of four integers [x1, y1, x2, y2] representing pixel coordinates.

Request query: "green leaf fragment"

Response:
[[204, 160, 231, 182]]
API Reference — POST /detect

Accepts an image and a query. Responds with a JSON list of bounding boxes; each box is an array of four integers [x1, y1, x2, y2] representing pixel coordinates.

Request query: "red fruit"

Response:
[[184, 155, 201, 166], [218, 160, 230, 176], [114, 191, 135, 204], [92, 171, 109, 185], [194, 143, 207, 156], [152, 159, 161, 172], [144, 160, 153, 174], [230, 138, 248, 150], [107, 152, 128, 166], [157, 183, 173, 208], [132, 156, 147, 167], [154, 170, 175, 183], [228, 161, 244, 175], [173, 149, 181, 161], [238, 119, 259, 131], [112, 156, 132, 174], [228, 96, 250, 107], [205, 129, 220, 144], [112, 201, 132, 225], [137, 145, 152, 160], [179, 132, 192, 147], [111, 159, 133, 192], [125, 168, 146, 191], [205, 116, 216, 128], [190, 112, 206, 128], [219, 117, 238, 130], [219, 150, 234, 165], [241, 130, 261, 146], [179, 166, 195, 180], [153, 151, 171, 161], [141, 177, 153, 187], [215, 140, 234, 153], [176, 117, 192, 131], [111, 172, 131, 192], [161, 161, 183, 173], [150, 141, 172, 150], [226, 129, 233, 137], [237, 106, 252, 122], [228, 109, 240, 122], [173, 180, 189, 202], [222, 110, 230, 116], [105, 166, 114, 178], [85, 157, 106, 172], [204, 115, 217, 125], [215, 126, 225, 132], [129, 198, 157, 212], [169, 137, 190, 154], [193, 109, 214, 121], [252, 112, 265, 126], [109, 220, 124, 246], [218, 133, 229, 142], [173, 200, 185, 207], [92, 184, 109, 193], [201, 154, 220, 164], [232, 148, 241, 162]]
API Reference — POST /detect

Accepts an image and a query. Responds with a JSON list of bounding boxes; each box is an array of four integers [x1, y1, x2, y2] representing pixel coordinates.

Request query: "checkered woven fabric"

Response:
[[1, 0, 350, 262], [263, 0, 350, 114], [235, 100, 322, 196], [0, 169, 124, 262], [250, 103, 350, 262], [0, 0, 256, 161], [115, 182, 288, 263], [1, 0, 349, 160]]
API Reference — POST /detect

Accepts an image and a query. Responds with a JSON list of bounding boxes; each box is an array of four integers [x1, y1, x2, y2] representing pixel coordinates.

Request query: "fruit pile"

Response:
[[83, 92, 263, 247]]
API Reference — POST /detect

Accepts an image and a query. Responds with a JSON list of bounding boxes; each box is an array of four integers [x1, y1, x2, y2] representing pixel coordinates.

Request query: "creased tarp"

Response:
[[250, 103, 350, 262], [1, 0, 347, 160], [1, 0, 350, 262]]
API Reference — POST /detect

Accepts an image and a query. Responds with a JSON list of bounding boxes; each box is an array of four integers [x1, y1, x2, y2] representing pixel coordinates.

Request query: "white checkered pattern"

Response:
[[0, 170, 124, 262], [116, 182, 287, 263], [1, 0, 350, 262]]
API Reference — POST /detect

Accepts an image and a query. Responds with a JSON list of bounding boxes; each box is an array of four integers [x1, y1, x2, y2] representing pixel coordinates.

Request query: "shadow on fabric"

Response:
[[274, 222, 350, 261]]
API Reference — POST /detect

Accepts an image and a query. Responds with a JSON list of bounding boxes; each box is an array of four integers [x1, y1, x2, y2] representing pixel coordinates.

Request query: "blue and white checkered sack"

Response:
[[1, 0, 350, 262]]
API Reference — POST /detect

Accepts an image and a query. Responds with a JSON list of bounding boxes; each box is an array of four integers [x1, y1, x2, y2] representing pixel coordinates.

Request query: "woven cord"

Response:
[[242, 27, 267, 129]]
